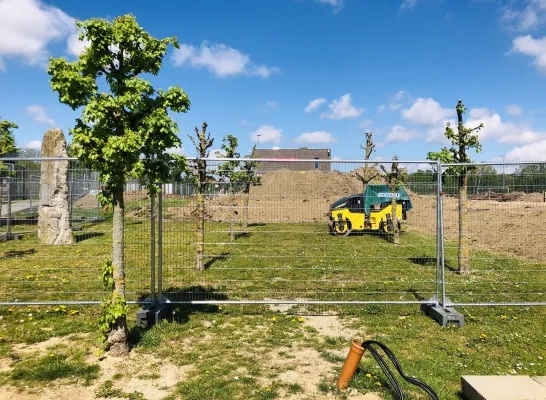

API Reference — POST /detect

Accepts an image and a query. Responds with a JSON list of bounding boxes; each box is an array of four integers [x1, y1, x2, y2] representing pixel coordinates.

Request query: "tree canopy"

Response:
[[48, 14, 190, 201]]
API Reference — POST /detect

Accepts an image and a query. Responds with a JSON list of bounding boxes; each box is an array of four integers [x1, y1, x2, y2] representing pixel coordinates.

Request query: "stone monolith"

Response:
[[37, 129, 74, 245]]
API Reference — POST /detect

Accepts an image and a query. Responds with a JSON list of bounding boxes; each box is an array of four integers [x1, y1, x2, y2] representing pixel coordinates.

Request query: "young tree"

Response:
[[426, 99, 483, 275], [47, 15, 190, 356], [240, 146, 261, 228], [380, 156, 407, 244], [355, 132, 380, 191], [0, 120, 18, 219], [186, 122, 214, 271], [217, 134, 241, 241]]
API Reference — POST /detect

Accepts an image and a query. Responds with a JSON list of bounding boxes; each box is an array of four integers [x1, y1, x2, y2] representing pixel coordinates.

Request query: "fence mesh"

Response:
[[441, 162, 546, 306], [159, 160, 440, 313], [1, 158, 544, 311], [0, 158, 152, 304]]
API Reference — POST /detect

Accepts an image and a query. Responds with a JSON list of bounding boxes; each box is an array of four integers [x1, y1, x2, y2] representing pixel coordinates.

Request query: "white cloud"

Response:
[[207, 148, 224, 159], [166, 146, 185, 156], [376, 105, 386, 113], [304, 97, 327, 113], [393, 89, 407, 101], [400, 0, 418, 11], [250, 125, 283, 144], [295, 131, 337, 144], [66, 28, 89, 57], [505, 104, 523, 116], [415, 162, 435, 171], [389, 90, 408, 111], [0, 0, 82, 69], [401, 97, 454, 127], [172, 41, 279, 78], [423, 105, 546, 145], [265, 101, 277, 108], [316, 0, 343, 11], [272, 146, 280, 150], [22, 139, 42, 150], [510, 34, 546, 74], [385, 125, 422, 143], [359, 119, 373, 129], [332, 156, 342, 161], [465, 109, 546, 144], [238, 119, 251, 127], [501, 0, 546, 32], [320, 94, 364, 120], [425, 118, 456, 145], [25, 105, 55, 126], [505, 140, 546, 161]]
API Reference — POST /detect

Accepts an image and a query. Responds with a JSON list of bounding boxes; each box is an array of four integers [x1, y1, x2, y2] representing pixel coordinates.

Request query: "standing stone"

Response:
[[37, 129, 75, 245]]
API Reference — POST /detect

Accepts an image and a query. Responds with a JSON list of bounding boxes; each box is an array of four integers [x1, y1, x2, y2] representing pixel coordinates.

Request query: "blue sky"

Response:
[[1, 0, 546, 163]]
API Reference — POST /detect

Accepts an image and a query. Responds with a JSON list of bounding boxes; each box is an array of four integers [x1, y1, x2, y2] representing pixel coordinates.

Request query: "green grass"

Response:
[[1, 208, 546, 399], [0, 346, 99, 387]]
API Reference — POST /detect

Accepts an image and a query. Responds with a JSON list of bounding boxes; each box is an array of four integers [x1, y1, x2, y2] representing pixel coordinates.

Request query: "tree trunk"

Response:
[[196, 191, 205, 271], [390, 194, 400, 245], [242, 184, 250, 228], [0, 184, 3, 221], [458, 175, 470, 275], [108, 184, 129, 357], [229, 186, 235, 242]]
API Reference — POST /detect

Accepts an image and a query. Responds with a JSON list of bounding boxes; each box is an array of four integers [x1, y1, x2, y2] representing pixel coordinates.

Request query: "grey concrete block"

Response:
[[462, 375, 546, 400]]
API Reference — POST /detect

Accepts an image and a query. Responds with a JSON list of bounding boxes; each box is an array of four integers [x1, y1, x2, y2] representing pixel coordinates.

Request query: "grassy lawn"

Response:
[[0, 214, 545, 399]]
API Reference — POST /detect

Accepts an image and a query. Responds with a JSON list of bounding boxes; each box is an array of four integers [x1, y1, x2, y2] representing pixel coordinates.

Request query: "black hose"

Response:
[[361, 340, 439, 400]]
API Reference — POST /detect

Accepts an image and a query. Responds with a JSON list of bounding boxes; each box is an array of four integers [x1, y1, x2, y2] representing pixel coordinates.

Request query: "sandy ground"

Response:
[[0, 317, 382, 400]]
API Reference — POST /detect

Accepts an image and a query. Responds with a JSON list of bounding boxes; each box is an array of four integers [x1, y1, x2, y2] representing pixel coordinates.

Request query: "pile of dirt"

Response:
[[469, 192, 525, 202], [73, 194, 99, 209]]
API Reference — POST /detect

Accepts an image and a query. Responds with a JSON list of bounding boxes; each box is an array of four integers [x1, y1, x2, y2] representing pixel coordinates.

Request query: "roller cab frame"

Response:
[[328, 184, 413, 236]]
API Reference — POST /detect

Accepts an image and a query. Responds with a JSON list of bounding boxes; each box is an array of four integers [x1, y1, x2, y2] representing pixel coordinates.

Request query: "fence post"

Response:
[[435, 161, 442, 308], [6, 177, 11, 238], [150, 192, 156, 304], [438, 162, 447, 307], [158, 187, 163, 303]]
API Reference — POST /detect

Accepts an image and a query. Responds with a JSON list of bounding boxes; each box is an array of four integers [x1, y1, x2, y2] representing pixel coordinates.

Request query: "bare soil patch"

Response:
[[408, 192, 546, 262], [0, 315, 383, 400]]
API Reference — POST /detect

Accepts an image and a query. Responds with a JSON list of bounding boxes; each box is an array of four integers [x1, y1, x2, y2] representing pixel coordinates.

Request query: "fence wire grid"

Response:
[[0, 157, 544, 314]]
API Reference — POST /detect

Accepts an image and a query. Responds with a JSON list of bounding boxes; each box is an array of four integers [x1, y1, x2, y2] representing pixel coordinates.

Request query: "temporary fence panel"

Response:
[[3, 156, 543, 312], [158, 159, 441, 312], [440, 162, 546, 306], [0, 158, 153, 305]]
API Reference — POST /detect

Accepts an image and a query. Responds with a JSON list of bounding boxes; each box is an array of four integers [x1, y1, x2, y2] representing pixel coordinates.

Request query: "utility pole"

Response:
[[257, 134, 262, 149]]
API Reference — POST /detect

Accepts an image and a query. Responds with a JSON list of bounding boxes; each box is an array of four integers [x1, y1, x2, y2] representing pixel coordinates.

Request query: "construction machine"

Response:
[[328, 184, 413, 236]]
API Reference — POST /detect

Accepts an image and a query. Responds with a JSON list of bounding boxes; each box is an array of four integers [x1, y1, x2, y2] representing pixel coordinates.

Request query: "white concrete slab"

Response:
[[462, 375, 546, 400]]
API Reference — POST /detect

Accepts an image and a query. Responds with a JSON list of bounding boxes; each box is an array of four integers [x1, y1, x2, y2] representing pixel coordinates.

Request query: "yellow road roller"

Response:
[[328, 184, 413, 236]]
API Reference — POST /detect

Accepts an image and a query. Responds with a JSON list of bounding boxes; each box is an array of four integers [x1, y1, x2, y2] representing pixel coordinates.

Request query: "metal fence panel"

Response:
[[4, 156, 543, 311], [159, 159, 440, 311], [0, 158, 152, 305], [440, 162, 546, 306]]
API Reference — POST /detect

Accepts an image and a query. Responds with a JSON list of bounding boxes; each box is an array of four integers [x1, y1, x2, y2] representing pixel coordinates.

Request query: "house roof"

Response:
[[251, 148, 331, 160]]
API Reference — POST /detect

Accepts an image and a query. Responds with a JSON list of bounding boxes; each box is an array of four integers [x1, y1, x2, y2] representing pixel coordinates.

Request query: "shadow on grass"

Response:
[[406, 288, 427, 302], [247, 222, 266, 227], [74, 232, 105, 243], [204, 252, 230, 269], [234, 231, 251, 240], [130, 286, 229, 346], [408, 255, 436, 266], [0, 248, 36, 259], [330, 228, 399, 243], [408, 255, 457, 272]]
